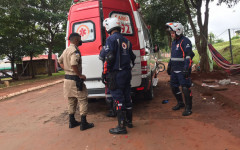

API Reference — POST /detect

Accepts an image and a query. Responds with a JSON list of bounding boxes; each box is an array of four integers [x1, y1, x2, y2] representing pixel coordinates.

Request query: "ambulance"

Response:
[[66, 0, 156, 99]]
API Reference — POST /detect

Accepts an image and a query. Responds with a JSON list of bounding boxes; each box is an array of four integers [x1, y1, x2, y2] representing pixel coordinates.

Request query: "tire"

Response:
[[156, 62, 165, 74], [144, 79, 154, 100]]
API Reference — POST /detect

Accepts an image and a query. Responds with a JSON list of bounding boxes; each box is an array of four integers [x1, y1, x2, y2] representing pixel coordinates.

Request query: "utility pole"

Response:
[[228, 29, 233, 64]]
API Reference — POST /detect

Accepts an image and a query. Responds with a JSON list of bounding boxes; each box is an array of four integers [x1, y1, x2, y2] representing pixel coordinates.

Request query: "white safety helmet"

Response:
[[103, 17, 121, 34], [166, 22, 184, 36]]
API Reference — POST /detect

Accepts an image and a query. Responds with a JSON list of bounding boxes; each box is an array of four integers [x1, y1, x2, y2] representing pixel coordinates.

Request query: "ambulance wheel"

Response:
[[144, 79, 154, 100]]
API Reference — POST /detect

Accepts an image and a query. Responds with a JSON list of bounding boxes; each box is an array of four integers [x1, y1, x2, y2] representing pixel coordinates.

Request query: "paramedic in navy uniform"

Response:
[[99, 17, 136, 134], [166, 22, 194, 116]]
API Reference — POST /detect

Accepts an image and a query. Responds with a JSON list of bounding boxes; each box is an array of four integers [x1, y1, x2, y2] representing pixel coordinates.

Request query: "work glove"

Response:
[[182, 69, 189, 78], [101, 73, 107, 85]]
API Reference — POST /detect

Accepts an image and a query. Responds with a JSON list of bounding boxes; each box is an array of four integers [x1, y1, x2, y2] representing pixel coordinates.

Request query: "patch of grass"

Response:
[[35, 71, 65, 79], [1, 78, 12, 81], [213, 38, 240, 67], [0, 71, 64, 89], [192, 39, 240, 69], [192, 50, 200, 64]]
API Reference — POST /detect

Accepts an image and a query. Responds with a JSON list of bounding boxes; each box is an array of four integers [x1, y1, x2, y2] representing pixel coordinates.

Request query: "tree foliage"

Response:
[[24, 0, 71, 76], [0, 0, 71, 78], [137, 0, 190, 51], [0, 0, 25, 79]]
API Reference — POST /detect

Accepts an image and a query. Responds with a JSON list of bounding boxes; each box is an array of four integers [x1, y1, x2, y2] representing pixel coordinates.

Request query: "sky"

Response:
[[190, 1, 240, 42]]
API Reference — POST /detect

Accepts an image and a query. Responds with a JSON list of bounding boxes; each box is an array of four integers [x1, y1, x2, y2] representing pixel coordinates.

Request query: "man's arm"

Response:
[[58, 51, 64, 69], [183, 40, 193, 71], [72, 65, 86, 80]]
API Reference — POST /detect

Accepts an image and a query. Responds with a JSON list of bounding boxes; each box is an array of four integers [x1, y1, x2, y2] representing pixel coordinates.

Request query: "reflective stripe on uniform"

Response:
[[174, 71, 181, 73], [118, 103, 123, 106], [176, 92, 181, 95], [103, 61, 108, 74], [171, 58, 185, 61], [186, 56, 191, 59], [106, 94, 112, 98], [180, 39, 185, 58]]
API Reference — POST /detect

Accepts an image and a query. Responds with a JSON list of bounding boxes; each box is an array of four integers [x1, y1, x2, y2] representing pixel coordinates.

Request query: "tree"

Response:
[[0, 0, 25, 80], [137, 0, 190, 51], [20, 4, 45, 78], [0, 0, 71, 78], [28, 0, 71, 76], [183, 0, 239, 72], [209, 32, 216, 44], [21, 26, 45, 78]]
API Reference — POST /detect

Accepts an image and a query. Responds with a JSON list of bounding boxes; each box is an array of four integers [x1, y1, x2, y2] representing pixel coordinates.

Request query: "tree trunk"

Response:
[[183, 0, 210, 72], [167, 32, 172, 49], [10, 55, 18, 80], [30, 52, 35, 79], [48, 48, 52, 76]]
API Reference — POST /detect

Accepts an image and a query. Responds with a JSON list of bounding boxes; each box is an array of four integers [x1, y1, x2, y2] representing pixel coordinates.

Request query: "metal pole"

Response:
[[210, 34, 212, 44], [228, 29, 233, 64]]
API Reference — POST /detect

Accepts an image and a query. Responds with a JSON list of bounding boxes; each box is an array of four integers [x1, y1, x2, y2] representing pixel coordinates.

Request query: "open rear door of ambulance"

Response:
[[68, 1, 105, 98], [101, 0, 142, 90]]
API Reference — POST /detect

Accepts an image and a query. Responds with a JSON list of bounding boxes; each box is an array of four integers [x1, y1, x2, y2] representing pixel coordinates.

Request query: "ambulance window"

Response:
[[139, 15, 152, 50], [110, 12, 134, 36], [73, 21, 95, 42]]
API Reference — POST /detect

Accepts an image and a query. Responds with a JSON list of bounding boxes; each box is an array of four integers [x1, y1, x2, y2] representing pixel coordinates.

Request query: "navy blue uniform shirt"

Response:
[[169, 35, 193, 71], [99, 32, 135, 72]]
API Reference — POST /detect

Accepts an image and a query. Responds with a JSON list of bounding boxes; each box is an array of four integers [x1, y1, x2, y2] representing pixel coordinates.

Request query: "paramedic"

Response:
[[58, 33, 94, 130], [166, 22, 194, 116], [99, 17, 136, 134]]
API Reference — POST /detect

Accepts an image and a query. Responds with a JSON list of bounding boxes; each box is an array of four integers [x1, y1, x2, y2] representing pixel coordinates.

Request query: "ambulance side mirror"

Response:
[[145, 48, 150, 55]]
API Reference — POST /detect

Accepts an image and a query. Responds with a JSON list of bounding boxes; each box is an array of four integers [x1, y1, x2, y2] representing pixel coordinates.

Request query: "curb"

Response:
[[0, 79, 64, 102]]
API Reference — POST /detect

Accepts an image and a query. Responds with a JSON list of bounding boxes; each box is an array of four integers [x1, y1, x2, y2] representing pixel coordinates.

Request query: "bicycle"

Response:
[[156, 60, 166, 75]]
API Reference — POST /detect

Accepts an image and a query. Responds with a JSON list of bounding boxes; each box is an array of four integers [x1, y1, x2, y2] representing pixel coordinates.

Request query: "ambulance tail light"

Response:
[[140, 49, 147, 75]]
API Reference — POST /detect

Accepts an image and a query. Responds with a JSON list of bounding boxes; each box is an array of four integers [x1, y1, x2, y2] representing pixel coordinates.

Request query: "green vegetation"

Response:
[[0, 71, 64, 89], [192, 50, 200, 64], [192, 38, 240, 69]]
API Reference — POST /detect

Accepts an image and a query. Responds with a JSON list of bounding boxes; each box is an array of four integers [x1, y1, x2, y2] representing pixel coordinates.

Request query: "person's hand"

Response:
[[101, 73, 106, 84], [79, 75, 86, 81], [182, 69, 189, 78]]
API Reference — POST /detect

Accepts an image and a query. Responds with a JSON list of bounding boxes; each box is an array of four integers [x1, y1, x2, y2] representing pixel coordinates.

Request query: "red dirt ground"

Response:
[[0, 70, 240, 150], [192, 70, 240, 110]]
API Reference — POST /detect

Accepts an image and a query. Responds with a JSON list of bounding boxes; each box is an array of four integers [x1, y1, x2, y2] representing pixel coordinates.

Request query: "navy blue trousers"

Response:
[[109, 70, 132, 110], [170, 72, 191, 88]]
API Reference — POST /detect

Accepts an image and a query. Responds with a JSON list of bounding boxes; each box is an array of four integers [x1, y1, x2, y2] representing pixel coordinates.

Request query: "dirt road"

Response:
[[0, 72, 240, 150]]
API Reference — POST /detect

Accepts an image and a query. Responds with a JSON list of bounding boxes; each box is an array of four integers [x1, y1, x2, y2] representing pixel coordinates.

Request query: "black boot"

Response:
[[126, 109, 133, 128], [171, 87, 185, 110], [80, 115, 94, 131], [69, 114, 81, 128], [172, 102, 185, 110], [107, 109, 117, 117], [182, 105, 192, 116], [106, 97, 116, 117], [109, 110, 127, 134], [182, 87, 193, 116]]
